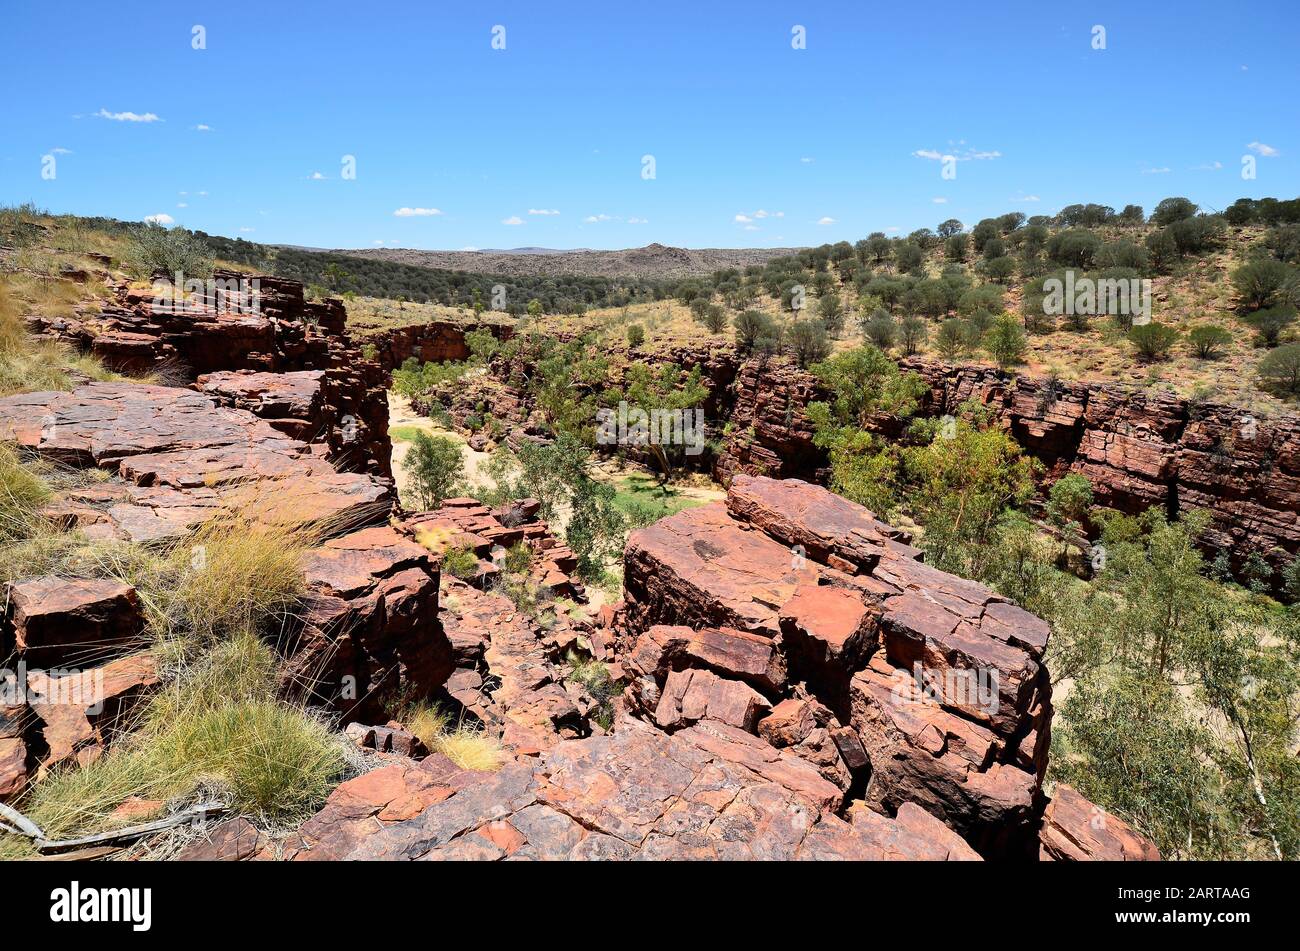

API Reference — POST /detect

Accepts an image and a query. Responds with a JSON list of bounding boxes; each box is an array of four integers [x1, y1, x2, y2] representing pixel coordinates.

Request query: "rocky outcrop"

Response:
[[26, 271, 392, 477], [617, 474, 1058, 856], [358, 319, 512, 371], [276, 473, 1155, 861]]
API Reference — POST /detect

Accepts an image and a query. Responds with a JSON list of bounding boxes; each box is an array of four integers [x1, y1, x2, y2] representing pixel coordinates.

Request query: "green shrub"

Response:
[[1247, 306, 1296, 347], [626, 323, 645, 348], [1129, 322, 1180, 361], [441, 543, 480, 579], [1258, 343, 1300, 395], [985, 314, 1027, 367], [402, 432, 465, 509], [1187, 325, 1233, 359], [124, 223, 214, 280], [1047, 473, 1094, 529]]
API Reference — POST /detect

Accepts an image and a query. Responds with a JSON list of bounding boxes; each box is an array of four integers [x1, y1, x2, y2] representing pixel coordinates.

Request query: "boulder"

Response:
[[4, 577, 145, 665], [1038, 784, 1161, 861], [653, 667, 770, 732]]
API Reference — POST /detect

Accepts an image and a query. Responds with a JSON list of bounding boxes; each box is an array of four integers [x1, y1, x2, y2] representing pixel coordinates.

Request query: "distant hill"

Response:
[[331, 243, 802, 281]]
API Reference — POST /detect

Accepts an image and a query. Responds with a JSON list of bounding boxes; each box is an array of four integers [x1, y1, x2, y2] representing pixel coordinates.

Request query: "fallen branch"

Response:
[[0, 801, 227, 854]]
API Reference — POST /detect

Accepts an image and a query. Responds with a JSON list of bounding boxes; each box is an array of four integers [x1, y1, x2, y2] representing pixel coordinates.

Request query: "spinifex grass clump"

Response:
[[401, 702, 504, 772], [0, 633, 346, 857], [0, 495, 351, 856]]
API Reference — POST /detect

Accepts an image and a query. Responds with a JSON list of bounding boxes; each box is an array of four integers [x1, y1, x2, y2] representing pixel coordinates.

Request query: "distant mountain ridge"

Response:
[[329, 242, 802, 280]]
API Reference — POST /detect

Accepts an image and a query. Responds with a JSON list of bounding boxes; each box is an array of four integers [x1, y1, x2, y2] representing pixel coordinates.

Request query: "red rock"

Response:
[[628, 624, 787, 694], [288, 753, 487, 860], [654, 667, 770, 731], [0, 737, 27, 800], [291, 526, 449, 722], [176, 817, 269, 861], [4, 577, 145, 665], [778, 582, 877, 696], [758, 697, 818, 747], [26, 652, 159, 776], [1039, 784, 1161, 861]]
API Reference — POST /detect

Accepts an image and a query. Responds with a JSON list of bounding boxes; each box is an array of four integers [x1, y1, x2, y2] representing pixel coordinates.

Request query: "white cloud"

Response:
[[239, 227, 255, 233], [800, 157, 815, 163], [743, 224, 759, 231], [393, 207, 443, 217], [309, 171, 327, 180], [628, 217, 648, 224], [1141, 166, 1172, 174], [177, 202, 188, 208], [96, 109, 161, 122], [1247, 141, 1280, 157], [195, 124, 211, 132], [197, 190, 208, 196], [1193, 161, 1224, 171], [1017, 195, 1041, 202], [144, 213, 174, 225], [932, 197, 948, 204], [736, 209, 783, 224], [816, 216, 836, 225], [502, 216, 524, 225], [50, 147, 72, 155], [527, 208, 560, 215], [914, 146, 1000, 162], [584, 214, 616, 223]]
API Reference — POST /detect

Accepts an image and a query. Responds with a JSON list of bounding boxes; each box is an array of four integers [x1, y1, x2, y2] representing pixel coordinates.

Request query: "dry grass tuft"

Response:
[[402, 702, 504, 772]]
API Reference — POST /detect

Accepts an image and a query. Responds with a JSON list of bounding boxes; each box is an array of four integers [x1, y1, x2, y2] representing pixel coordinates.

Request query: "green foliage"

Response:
[[985, 314, 1027, 367], [734, 309, 775, 353], [898, 315, 927, 356], [901, 402, 1038, 577], [626, 323, 645, 348], [391, 357, 470, 399], [1232, 258, 1292, 311], [1257, 343, 1300, 395], [862, 308, 897, 350], [1151, 196, 1198, 226], [809, 345, 927, 427], [124, 223, 214, 280], [789, 319, 831, 368], [1246, 306, 1295, 347], [702, 304, 729, 335], [441, 543, 480, 579], [935, 318, 967, 360], [402, 432, 465, 509], [1128, 322, 1180, 361], [1046, 473, 1094, 529], [0, 443, 50, 541], [1187, 324, 1233, 359], [1046, 229, 1102, 268]]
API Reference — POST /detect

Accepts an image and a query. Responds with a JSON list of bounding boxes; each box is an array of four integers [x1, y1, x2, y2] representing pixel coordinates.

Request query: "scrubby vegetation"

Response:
[[0, 467, 352, 856]]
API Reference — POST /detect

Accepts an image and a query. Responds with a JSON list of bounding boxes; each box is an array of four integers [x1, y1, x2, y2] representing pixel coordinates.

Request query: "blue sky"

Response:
[[2, 0, 1297, 251]]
